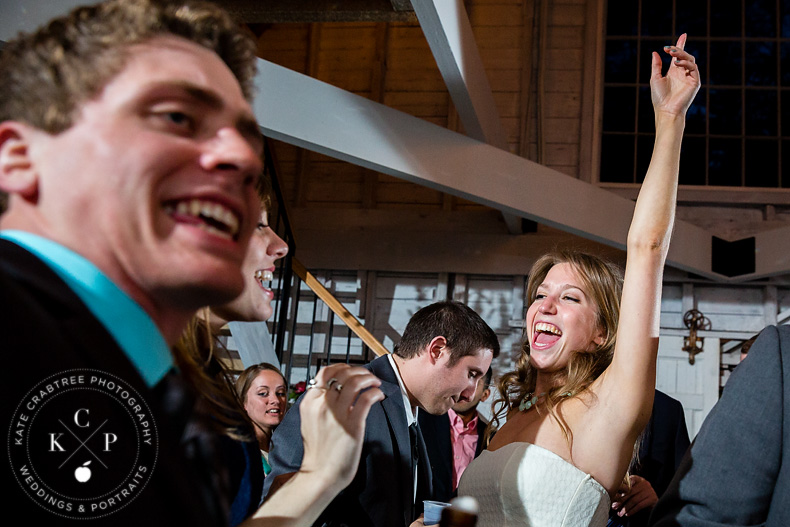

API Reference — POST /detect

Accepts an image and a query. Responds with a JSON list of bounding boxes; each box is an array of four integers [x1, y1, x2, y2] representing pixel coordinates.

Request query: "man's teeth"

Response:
[[535, 322, 562, 335], [165, 199, 240, 239], [254, 270, 274, 284]]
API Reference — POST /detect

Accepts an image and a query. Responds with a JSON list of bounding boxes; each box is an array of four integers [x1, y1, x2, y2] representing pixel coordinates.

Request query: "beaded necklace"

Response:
[[518, 391, 573, 412]]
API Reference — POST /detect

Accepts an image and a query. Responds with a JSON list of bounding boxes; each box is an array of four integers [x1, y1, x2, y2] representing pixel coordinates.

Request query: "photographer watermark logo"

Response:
[[7, 369, 158, 519]]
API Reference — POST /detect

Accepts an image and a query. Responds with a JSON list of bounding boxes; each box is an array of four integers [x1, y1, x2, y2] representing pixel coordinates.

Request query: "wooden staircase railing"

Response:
[[290, 258, 389, 358]]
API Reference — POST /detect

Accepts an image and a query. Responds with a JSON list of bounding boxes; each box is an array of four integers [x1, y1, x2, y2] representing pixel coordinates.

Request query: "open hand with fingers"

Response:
[[298, 363, 385, 490], [651, 33, 701, 118]]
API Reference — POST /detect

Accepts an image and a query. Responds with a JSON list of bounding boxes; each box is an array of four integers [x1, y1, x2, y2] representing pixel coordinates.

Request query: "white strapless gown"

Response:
[[457, 442, 610, 527]]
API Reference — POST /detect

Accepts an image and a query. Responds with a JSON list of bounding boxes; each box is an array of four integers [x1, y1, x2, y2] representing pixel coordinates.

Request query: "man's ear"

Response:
[[0, 122, 39, 202], [480, 387, 491, 403], [427, 336, 448, 364]]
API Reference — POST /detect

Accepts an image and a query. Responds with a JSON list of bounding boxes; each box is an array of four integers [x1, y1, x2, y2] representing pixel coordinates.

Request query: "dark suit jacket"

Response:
[[264, 355, 432, 527], [1, 240, 247, 526], [609, 390, 690, 527], [418, 410, 486, 503], [649, 325, 790, 527]]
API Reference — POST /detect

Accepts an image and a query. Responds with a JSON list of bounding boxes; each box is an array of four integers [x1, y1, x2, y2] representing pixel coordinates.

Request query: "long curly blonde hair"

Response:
[[490, 250, 623, 449]]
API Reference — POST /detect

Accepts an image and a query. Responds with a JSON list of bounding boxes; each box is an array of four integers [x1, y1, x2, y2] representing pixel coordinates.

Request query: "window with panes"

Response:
[[602, 0, 790, 188]]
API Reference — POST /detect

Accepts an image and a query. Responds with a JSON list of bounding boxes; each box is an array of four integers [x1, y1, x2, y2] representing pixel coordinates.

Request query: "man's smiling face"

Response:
[[26, 36, 263, 336], [420, 347, 494, 415]]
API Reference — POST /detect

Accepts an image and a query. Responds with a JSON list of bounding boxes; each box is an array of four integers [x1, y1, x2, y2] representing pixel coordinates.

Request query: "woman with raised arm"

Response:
[[457, 36, 700, 527]]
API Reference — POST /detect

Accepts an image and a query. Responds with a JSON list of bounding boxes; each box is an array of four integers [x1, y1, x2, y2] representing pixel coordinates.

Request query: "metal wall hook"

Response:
[[682, 309, 711, 365]]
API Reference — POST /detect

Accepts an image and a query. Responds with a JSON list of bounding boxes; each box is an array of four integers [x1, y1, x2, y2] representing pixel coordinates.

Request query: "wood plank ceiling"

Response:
[[4, 1, 790, 281], [231, 0, 642, 277]]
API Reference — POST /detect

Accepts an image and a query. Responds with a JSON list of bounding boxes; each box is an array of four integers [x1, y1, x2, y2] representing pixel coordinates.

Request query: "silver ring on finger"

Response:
[[334, 382, 344, 393], [326, 377, 339, 390], [306, 378, 319, 390]]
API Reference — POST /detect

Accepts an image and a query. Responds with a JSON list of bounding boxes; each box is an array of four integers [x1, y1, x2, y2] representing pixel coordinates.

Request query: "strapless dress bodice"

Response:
[[457, 442, 610, 527]]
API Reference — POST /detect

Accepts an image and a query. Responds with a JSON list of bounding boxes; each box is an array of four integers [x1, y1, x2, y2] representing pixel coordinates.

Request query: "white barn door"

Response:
[[655, 335, 720, 438]]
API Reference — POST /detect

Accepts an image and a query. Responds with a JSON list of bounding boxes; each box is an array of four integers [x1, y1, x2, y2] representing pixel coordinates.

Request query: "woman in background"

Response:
[[236, 363, 288, 476]]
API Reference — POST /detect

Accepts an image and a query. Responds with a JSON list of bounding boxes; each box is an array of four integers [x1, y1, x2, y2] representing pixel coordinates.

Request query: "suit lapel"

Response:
[[368, 356, 415, 524]]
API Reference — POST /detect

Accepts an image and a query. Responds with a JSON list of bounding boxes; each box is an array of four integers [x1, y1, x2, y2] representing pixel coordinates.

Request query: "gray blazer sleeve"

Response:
[[649, 325, 789, 526]]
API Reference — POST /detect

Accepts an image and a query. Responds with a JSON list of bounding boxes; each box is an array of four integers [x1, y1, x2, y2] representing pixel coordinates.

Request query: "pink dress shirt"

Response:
[[448, 408, 479, 491]]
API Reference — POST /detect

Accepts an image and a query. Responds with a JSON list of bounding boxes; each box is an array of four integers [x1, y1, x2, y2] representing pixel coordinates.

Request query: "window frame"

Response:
[[584, 0, 790, 205]]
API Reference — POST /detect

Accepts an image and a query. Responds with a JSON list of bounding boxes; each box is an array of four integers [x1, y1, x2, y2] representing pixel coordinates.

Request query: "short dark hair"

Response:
[[394, 301, 500, 365], [484, 367, 493, 386]]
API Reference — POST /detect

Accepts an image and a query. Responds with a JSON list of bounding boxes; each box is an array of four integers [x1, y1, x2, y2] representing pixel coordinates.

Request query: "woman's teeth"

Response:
[[535, 322, 562, 335]]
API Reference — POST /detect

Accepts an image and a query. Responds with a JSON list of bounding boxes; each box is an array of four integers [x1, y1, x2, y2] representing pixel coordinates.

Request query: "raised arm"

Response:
[[599, 35, 700, 431], [246, 363, 384, 527]]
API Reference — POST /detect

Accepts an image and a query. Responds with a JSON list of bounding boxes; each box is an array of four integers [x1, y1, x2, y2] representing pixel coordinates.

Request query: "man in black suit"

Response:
[[0, 3, 383, 525], [419, 368, 492, 502], [649, 325, 790, 527], [1, 2, 266, 523], [264, 301, 501, 527]]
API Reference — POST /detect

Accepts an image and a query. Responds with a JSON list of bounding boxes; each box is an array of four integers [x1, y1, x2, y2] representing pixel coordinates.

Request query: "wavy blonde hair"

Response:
[[490, 250, 623, 450]]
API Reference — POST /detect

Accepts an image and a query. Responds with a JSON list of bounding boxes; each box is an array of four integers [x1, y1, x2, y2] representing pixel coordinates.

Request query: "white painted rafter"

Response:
[[252, 59, 716, 279], [411, 0, 507, 147], [410, 0, 522, 233]]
